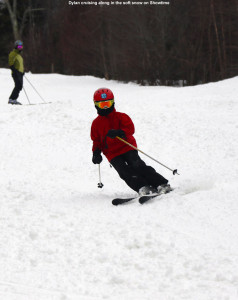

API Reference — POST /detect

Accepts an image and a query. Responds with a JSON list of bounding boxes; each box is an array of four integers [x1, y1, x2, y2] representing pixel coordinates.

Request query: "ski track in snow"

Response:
[[0, 69, 238, 299]]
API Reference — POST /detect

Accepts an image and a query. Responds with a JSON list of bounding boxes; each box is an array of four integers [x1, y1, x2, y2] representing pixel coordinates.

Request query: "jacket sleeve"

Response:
[[119, 113, 135, 137], [91, 120, 102, 152]]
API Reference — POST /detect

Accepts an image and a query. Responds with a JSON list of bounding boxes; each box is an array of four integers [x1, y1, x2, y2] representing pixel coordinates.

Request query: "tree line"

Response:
[[0, 0, 237, 86]]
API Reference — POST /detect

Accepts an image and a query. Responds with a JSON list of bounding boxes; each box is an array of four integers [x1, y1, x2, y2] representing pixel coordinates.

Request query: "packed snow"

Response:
[[0, 68, 238, 300]]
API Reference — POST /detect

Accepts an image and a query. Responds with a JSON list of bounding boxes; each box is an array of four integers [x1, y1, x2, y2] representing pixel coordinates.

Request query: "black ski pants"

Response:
[[110, 150, 168, 193], [9, 72, 23, 100]]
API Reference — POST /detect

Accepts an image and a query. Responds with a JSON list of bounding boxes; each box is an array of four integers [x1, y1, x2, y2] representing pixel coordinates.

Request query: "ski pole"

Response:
[[98, 164, 104, 188], [23, 86, 31, 104], [116, 136, 179, 175], [24, 76, 46, 103]]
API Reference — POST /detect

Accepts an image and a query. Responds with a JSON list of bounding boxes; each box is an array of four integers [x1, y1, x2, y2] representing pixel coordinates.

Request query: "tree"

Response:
[[3, 0, 45, 40], [1, 0, 237, 84]]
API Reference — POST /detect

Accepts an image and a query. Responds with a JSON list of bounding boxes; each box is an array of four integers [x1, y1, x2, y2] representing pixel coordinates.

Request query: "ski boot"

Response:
[[8, 99, 22, 105], [157, 184, 173, 195], [139, 185, 158, 196]]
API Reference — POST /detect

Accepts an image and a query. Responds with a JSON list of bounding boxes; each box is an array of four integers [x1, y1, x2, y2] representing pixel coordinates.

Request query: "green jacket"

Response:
[[8, 49, 24, 73]]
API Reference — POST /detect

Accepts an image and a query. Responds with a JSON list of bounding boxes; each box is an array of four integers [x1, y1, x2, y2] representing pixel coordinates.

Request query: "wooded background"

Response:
[[0, 0, 237, 85]]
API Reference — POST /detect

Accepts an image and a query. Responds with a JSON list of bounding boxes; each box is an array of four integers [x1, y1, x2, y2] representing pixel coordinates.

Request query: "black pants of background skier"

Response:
[[9, 71, 23, 100], [110, 150, 168, 192]]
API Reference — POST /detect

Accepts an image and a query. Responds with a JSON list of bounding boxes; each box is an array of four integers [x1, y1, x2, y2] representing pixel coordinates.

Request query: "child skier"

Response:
[[90, 88, 172, 196]]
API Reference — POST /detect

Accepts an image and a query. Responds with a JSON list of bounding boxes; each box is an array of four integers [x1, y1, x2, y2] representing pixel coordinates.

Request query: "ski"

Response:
[[27, 102, 52, 105], [138, 194, 159, 204], [139, 187, 174, 204], [112, 194, 158, 206], [112, 197, 136, 206], [112, 187, 173, 206]]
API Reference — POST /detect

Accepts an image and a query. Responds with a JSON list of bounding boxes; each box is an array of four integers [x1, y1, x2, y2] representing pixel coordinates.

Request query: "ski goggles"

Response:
[[17, 45, 23, 50], [94, 99, 114, 109]]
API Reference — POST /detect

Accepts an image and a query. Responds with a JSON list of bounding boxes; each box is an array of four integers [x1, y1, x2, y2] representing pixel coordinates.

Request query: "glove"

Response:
[[10, 66, 17, 75], [10, 66, 22, 77], [92, 149, 102, 164], [107, 129, 126, 139]]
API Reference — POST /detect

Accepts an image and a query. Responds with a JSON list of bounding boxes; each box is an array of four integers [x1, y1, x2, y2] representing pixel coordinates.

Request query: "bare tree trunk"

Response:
[[5, 0, 20, 39], [5, 0, 45, 41], [208, 11, 213, 82], [210, 0, 224, 78], [99, 6, 109, 80], [100, 33, 109, 80], [219, 0, 227, 78]]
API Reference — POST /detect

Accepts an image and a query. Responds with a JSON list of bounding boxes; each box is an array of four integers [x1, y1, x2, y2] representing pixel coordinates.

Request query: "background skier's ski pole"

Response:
[[116, 136, 179, 175], [98, 164, 104, 188], [23, 86, 31, 104], [24, 76, 46, 103]]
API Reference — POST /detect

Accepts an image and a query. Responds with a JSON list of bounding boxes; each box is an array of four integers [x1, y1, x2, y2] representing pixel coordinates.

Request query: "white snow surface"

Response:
[[0, 68, 238, 300]]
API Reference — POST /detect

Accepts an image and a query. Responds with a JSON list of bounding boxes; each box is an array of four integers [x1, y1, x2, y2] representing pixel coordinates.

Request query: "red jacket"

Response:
[[91, 109, 137, 161]]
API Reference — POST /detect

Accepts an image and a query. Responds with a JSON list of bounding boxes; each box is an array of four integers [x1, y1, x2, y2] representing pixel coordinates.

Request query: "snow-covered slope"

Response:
[[0, 68, 238, 300]]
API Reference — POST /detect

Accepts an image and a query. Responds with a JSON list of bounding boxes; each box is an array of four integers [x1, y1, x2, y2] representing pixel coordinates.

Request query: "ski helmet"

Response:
[[14, 40, 23, 49], [93, 88, 115, 116], [93, 88, 114, 102]]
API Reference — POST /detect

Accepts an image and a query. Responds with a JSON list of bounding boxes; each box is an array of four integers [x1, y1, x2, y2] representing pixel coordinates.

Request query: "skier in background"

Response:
[[8, 40, 24, 105], [90, 87, 172, 196]]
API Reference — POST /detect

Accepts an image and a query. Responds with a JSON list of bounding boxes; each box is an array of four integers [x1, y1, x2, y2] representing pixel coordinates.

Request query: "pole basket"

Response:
[[98, 182, 104, 188]]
